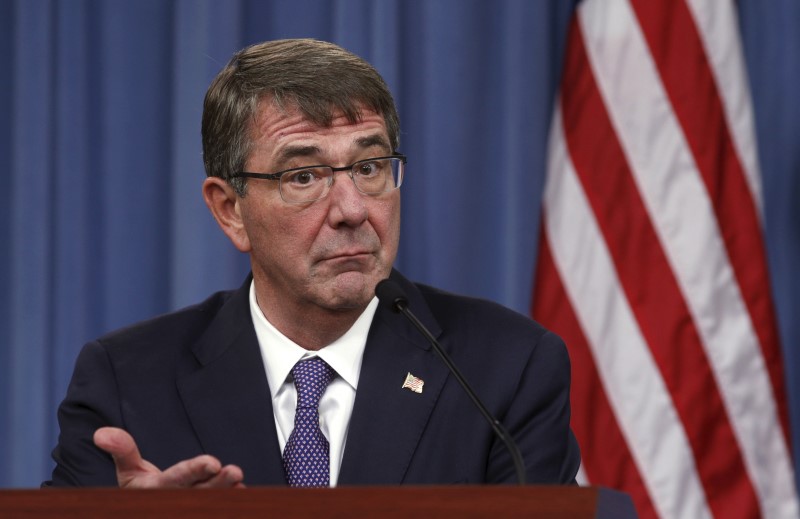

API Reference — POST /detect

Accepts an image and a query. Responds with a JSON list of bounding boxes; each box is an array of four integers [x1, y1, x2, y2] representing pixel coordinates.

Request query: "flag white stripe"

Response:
[[576, 2, 798, 516], [683, 0, 764, 214], [576, 462, 589, 487], [544, 108, 712, 519], [689, 5, 799, 514]]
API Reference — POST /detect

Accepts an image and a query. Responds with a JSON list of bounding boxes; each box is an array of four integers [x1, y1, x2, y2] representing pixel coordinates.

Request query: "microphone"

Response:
[[375, 279, 527, 485]]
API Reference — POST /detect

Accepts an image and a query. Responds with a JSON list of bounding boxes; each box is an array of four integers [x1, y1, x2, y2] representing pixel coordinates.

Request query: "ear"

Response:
[[202, 177, 252, 253]]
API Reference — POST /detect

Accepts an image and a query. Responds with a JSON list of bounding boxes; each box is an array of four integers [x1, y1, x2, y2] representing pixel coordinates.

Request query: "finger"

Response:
[[94, 427, 241, 489], [193, 464, 245, 489], [158, 454, 224, 487]]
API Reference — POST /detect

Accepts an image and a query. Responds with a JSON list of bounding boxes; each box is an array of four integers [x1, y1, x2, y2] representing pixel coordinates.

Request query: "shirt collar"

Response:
[[248, 280, 377, 399]]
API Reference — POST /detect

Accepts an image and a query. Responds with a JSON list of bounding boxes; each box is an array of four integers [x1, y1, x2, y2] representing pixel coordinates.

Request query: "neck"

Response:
[[274, 310, 363, 351], [253, 283, 367, 351]]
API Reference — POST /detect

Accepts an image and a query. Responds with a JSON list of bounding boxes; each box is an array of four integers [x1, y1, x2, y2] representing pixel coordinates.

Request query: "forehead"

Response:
[[250, 100, 390, 159]]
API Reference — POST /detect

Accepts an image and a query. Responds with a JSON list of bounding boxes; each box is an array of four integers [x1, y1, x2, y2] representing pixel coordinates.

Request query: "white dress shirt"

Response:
[[248, 281, 377, 486]]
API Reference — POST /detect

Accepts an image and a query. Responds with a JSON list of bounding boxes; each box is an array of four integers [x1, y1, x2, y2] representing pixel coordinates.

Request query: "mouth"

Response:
[[321, 249, 373, 261], [318, 251, 376, 272]]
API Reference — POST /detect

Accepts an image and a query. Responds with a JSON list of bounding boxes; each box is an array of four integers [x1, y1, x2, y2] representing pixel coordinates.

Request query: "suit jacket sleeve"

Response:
[[44, 340, 121, 486], [43, 281, 285, 487], [490, 329, 580, 484]]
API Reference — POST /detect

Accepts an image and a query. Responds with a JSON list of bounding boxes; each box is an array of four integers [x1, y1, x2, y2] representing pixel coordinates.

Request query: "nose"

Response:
[[325, 170, 369, 227]]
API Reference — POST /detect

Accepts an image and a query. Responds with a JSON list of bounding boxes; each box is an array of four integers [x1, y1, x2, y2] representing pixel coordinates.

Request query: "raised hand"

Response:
[[93, 427, 245, 488]]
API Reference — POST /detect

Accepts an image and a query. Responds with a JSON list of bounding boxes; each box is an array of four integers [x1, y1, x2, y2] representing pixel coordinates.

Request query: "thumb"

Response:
[[93, 427, 150, 475]]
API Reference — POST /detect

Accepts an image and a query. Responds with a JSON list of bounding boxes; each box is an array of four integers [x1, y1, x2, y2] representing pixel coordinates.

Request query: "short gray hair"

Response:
[[201, 39, 400, 196]]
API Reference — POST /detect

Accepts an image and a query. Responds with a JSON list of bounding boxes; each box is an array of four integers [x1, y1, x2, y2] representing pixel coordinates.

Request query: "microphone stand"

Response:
[[380, 283, 527, 485]]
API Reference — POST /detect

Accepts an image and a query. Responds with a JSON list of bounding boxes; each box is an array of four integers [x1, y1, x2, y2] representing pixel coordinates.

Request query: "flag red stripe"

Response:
[[533, 226, 659, 519], [629, 0, 790, 443], [560, 17, 759, 518]]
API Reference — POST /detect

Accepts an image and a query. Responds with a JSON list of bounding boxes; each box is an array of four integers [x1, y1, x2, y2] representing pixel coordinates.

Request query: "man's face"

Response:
[[237, 101, 401, 319]]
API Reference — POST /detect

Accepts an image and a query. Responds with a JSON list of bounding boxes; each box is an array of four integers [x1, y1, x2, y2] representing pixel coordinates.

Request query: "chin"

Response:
[[323, 271, 379, 309]]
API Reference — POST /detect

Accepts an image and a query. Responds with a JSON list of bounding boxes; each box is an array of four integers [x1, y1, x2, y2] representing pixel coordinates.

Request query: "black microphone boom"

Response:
[[374, 279, 527, 485]]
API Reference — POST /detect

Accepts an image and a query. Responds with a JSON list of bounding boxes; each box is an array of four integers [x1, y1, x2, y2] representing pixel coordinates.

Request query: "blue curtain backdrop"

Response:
[[0, 0, 797, 488]]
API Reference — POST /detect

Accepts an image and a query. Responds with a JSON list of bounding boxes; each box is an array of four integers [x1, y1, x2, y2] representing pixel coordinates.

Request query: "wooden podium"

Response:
[[1, 486, 637, 518]]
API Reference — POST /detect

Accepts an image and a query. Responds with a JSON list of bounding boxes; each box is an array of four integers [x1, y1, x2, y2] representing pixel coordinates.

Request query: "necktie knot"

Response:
[[291, 357, 334, 409]]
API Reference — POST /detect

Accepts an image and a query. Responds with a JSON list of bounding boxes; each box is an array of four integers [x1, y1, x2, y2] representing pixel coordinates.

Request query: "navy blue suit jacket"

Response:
[[46, 270, 580, 486]]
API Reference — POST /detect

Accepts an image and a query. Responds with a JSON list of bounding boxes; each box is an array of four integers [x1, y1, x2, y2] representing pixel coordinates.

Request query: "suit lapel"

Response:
[[338, 271, 450, 484], [175, 271, 447, 485], [176, 278, 286, 485]]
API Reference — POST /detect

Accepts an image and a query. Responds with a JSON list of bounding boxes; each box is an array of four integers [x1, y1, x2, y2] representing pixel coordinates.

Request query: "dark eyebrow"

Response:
[[273, 134, 392, 168], [355, 134, 392, 153], [276, 145, 322, 164]]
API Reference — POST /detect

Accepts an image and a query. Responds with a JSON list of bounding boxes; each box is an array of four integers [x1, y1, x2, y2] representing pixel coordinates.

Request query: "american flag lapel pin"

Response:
[[401, 372, 424, 394]]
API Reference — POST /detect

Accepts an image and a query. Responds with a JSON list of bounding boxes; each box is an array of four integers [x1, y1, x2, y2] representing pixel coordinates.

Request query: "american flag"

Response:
[[402, 372, 424, 394], [531, 1, 798, 518]]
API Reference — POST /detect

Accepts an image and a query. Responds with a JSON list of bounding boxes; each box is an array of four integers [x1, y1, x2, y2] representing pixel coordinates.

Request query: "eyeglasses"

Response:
[[231, 154, 406, 204]]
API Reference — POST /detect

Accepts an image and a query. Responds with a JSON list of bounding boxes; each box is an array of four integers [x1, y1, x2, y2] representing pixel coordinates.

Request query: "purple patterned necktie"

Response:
[[282, 357, 335, 487]]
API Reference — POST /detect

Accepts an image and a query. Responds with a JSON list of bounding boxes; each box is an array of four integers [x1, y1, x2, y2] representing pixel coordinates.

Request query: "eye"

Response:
[[284, 168, 324, 186], [355, 160, 383, 177]]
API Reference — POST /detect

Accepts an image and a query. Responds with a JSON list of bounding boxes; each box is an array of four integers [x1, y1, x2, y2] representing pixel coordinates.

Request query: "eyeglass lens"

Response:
[[280, 157, 403, 203]]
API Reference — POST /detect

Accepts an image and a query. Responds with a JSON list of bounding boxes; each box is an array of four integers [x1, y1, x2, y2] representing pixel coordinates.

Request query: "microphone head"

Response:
[[375, 279, 409, 313]]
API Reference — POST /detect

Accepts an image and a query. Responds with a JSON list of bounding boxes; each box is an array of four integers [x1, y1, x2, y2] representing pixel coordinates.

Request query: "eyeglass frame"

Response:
[[230, 153, 407, 204]]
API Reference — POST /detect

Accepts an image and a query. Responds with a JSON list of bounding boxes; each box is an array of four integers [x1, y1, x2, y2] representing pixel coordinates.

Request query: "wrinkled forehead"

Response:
[[255, 95, 387, 133], [252, 99, 389, 145], [245, 99, 391, 168]]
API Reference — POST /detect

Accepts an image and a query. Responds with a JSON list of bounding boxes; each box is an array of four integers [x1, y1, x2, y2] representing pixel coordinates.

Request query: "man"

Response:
[[46, 39, 580, 488]]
